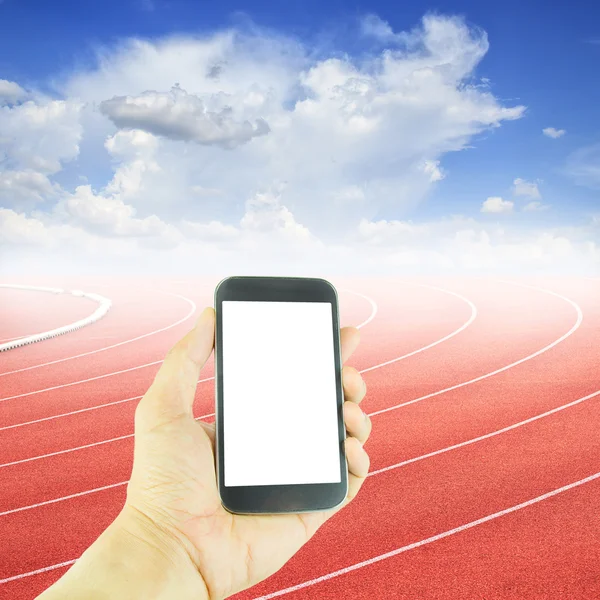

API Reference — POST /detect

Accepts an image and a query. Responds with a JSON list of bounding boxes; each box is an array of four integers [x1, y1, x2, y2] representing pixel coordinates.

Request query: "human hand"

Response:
[[127, 306, 372, 599], [42, 306, 370, 600]]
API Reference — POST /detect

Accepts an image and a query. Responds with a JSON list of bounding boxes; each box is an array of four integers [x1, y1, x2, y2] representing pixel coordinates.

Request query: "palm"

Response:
[[129, 407, 332, 598], [127, 310, 370, 599]]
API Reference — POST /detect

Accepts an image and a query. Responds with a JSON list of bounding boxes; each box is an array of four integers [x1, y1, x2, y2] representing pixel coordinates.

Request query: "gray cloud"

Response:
[[99, 85, 270, 149]]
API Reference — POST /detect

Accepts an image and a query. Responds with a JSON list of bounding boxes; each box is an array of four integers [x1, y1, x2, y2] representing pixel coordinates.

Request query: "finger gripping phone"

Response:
[[214, 276, 348, 515]]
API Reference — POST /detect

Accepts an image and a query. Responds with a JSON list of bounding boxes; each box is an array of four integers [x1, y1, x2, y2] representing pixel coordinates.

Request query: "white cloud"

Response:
[[0, 98, 83, 174], [104, 129, 159, 158], [0, 80, 26, 105], [481, 196, 514, 214], [102, 130, 161, 202], [49, 13, 523, 238], [99, 86, 270, 148], [350, 216, 596, 274], [0, 170, 58, 207], [360, 15, 397, 43], [523, 201, 549, 212], [239, 188, 312, 241], [57, 185, 178, 241], [512, 178, 541, 199], [190, 185, 225, 197], [357, 218, 428, 245], [5, 14, 570, 275], [421, 160, 445, 182], [330, 185, 366, 205], [2, 203, 598, 276], [181, 219, 239, 242], [542, 127, 565, 139], [0, 208, 54, 246], [0, 207, 95, 249]]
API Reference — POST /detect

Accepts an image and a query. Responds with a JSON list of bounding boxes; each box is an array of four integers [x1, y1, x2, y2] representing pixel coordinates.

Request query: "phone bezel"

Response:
[[214, 276, 348, 515]]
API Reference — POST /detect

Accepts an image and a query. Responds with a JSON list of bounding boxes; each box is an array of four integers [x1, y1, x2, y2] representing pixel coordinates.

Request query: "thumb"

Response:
[[136, 307, 215, 428]]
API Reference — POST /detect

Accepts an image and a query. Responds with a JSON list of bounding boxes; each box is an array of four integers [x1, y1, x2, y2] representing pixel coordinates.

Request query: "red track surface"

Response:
[[0, 289, 96, 343], [0, 277, 598, 599]]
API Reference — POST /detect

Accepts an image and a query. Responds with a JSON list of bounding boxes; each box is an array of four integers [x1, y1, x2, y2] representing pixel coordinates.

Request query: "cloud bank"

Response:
[[0, 14, 597, 275]]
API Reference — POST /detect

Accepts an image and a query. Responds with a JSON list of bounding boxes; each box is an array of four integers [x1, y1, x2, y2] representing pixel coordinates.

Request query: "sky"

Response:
[[0, 0, 599, 276]]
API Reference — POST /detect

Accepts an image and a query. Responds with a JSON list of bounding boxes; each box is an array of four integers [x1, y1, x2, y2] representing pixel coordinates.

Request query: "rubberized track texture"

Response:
[[0, 276, 598, 599]]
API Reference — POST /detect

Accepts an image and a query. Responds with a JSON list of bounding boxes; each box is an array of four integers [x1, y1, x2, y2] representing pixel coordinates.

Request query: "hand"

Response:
[[37, 307, 370, 600], [126, 307, 372, 599]]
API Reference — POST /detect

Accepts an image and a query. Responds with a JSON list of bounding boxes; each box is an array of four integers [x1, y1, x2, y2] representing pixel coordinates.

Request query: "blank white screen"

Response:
[[222, 301, 341, 487]]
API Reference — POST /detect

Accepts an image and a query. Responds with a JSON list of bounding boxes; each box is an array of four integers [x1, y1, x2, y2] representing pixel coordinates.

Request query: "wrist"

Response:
[[38, 506, 210, 600], [113, 505, 211, 599]]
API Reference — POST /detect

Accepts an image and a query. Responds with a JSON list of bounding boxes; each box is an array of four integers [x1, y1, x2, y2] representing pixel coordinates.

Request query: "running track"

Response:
[[0, 277, 598, 599]]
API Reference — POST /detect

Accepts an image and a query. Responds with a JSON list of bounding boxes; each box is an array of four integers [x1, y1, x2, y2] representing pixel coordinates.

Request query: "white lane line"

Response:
[[0, 395, 144, 432], [253, 470, 600, 599], [0, 282, 587, 584], [0, 335, 27, 344], [0, 404, 217, 468], [340, 289, 378, 330], [0, 284, 457, 430], [4, 469, 599, 588], [0, 292, 197, 377], [0, 482, 127, 517], [368, 388, 600, 476], [0, 434, 135, 469], [0, 290, 377, 426], [3, 386, 599, 517], [0, 373, 215, 433], [0, 284, 464, 443], [0, 361, 163, 403], [0, 281, 576, 469], [367, 281, 583, 418], [359, 283, 477, 375], [0, 560, 77, 585], [0, 286, 477, 469], [0, 289, 375, 408], [0, 287, 112, 353]]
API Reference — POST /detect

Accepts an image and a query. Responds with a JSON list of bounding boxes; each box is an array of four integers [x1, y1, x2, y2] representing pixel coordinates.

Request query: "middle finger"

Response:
[[342, 365, 367, 404]]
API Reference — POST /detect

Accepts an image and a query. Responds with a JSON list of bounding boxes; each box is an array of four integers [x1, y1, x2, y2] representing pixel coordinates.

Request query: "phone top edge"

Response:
[[215, 275, 337, 284], [215, 276, 338, 299]]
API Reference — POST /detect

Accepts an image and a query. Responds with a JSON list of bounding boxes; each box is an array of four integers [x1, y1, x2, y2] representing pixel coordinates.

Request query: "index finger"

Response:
[[340, 326, 360, 364]]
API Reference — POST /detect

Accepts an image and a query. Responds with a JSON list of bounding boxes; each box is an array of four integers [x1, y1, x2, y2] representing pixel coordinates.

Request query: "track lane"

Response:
[[360, 280, 581, 416], [0, 285, 469, 454], [0, 281, 580, 509], [0, 286, 375, 413], [0, 282, 444, 398], [0, 290, 96, 343], [248, 471, 600, 599], [238, 385, 600, 598], [0, 288, 199, 381], [2, 382, 599, 593], [0, 280, 566, 469], [1, 277, 598, 599]]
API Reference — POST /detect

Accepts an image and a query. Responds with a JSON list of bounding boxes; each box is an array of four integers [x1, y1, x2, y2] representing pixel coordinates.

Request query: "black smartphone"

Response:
[[214, 276, 348, 515]]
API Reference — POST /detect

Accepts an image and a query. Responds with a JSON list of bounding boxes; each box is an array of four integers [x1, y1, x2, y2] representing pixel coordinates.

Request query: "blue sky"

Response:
[[0, 0, 598, 275]]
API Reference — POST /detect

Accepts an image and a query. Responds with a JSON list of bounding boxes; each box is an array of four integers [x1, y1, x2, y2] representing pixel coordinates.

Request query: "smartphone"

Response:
[[214, 276, 348, 515]]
